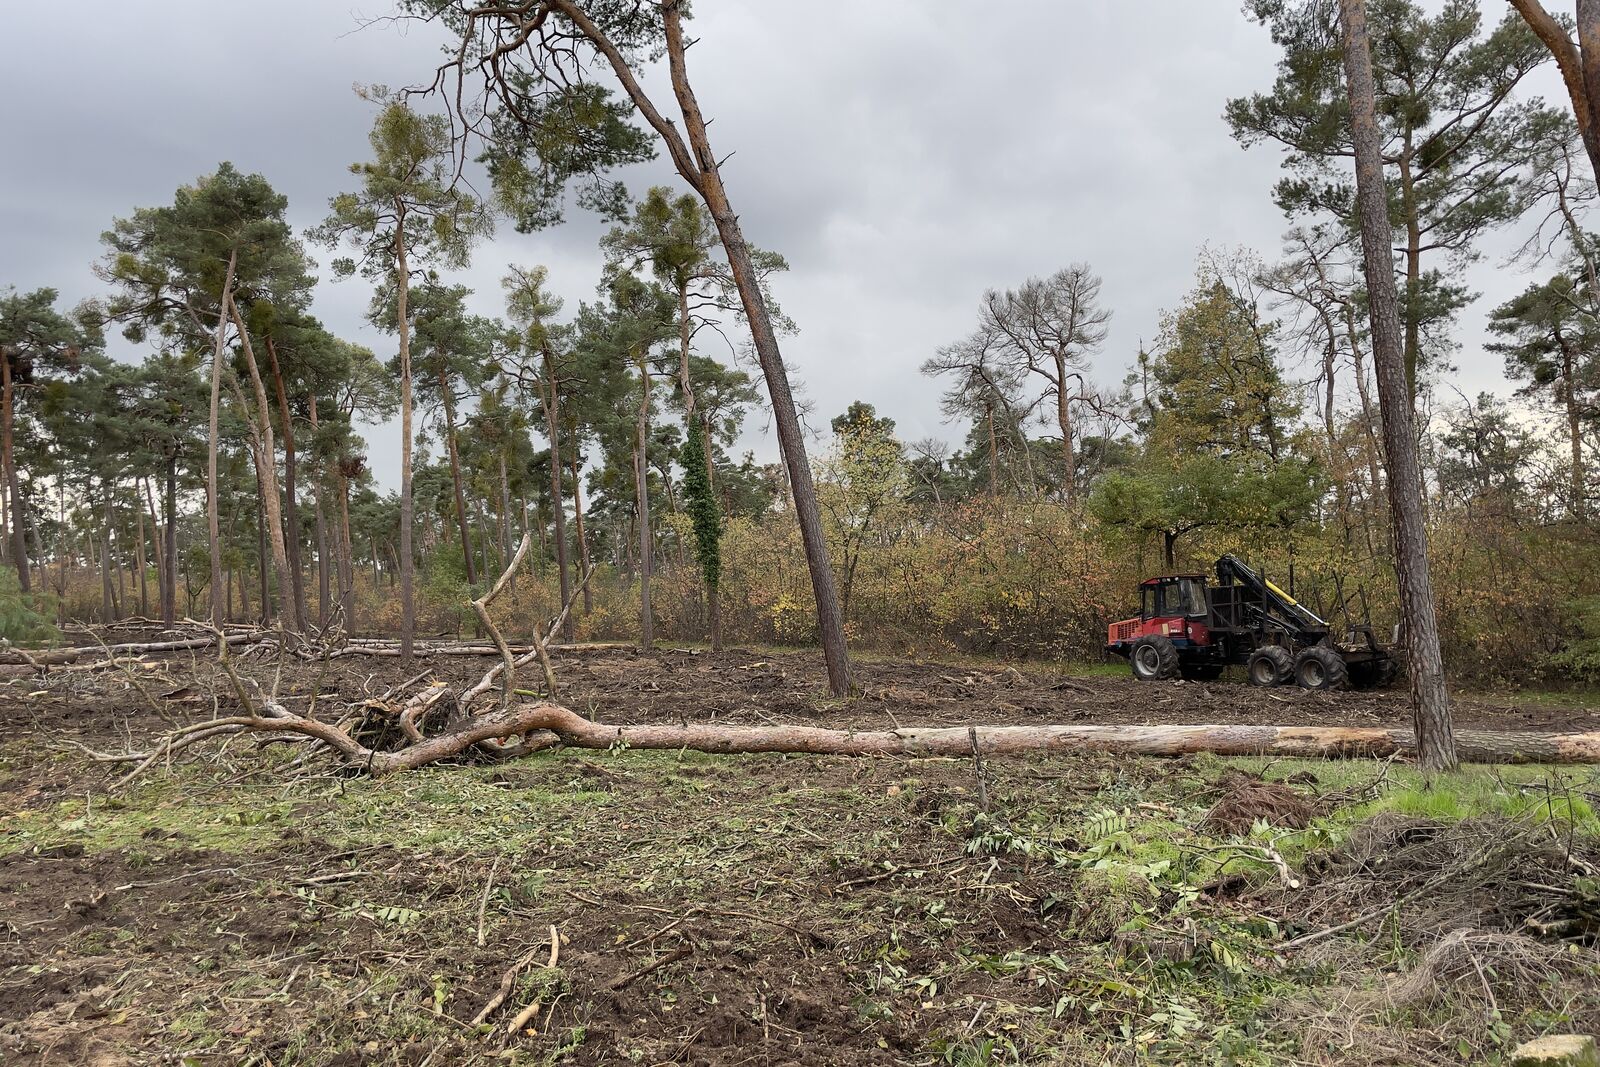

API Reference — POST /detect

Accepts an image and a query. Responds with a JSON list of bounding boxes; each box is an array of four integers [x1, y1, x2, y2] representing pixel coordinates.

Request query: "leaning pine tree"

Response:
[[1338, 0, 1457, 772], [681, 418, 722, 651], [415, 0, 854, 694]]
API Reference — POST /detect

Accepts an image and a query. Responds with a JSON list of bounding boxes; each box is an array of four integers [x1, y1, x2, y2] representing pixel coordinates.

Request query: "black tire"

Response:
[[1181, 663, 1225, 682], [1294, 646, 1350, 691], [1247, 645, 1293, 687], [1130, 635, 1180, 681]]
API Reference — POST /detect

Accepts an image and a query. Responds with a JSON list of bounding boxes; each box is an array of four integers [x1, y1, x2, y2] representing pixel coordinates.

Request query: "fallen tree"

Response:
[[360, 707, 1600, 774], [96, 698, 1600, 783], [1, 630, 269, 668]]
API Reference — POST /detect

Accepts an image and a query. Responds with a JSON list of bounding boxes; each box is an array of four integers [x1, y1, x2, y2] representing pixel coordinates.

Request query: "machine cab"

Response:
[[1141, 576, 1208, 621], [1107, 574, 1211, 651]]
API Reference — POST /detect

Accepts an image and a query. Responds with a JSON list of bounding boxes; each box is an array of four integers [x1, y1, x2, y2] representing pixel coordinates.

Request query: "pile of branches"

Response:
[[1294, 808, 1600, 944]]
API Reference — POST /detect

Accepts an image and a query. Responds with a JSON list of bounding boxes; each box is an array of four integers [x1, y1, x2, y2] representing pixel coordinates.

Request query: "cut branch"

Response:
[[470, 530, 534, 709]]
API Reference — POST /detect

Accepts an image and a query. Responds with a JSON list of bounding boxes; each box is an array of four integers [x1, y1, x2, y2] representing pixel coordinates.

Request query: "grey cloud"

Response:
[[0, 1, 1559, 490]]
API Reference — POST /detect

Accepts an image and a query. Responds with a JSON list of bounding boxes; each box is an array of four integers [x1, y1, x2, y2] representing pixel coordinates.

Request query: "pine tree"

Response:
[[313, 94, 493, 662]]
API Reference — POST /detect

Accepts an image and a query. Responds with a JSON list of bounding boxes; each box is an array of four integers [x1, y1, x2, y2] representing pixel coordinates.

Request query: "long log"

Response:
[[366, 703, 1600, 774], [331, 640, 631, 659], [0, 630, 267, 666]]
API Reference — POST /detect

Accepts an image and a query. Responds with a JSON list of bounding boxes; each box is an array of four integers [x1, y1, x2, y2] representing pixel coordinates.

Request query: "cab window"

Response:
[[1144, 580, 1207, 618]]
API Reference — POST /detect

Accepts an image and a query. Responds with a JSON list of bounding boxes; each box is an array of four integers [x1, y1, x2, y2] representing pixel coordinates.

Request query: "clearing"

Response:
[[2, 645, 1598, 1065]]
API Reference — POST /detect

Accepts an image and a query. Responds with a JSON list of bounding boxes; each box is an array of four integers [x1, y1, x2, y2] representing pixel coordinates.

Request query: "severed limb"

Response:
[[470, 531, 534, 710]]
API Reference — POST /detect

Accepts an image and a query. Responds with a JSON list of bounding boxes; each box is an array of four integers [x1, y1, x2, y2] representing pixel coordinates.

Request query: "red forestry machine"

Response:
[[1105, 555, 1399, 690]]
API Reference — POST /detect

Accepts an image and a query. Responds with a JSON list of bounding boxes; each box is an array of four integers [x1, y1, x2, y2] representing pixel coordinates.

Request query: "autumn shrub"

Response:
[[844, 499, 1131, 658]]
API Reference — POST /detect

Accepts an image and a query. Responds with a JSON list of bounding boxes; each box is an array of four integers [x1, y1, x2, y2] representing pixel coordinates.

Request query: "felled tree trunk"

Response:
[[1, 630, 266, 666], [364, 709, 1600, 775]]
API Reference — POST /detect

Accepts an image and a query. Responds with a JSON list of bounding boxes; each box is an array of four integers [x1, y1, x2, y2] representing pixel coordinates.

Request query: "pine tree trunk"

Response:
[[265, 336, 309, 629], [238, 553, 251, 619], [1509, 0, 1600, 183], [228, 298, 298, 633], [55, 484, 67, 623], [114, 518, 126, 620], [163, 457, 177, 627], [1053, 355, 1075, 504], [1340, 0, 1456, 773], [396, 218, 416, 663], [308, 395, 331, 625], [135, 498, 148, 617], [497, 450, 512, 591], [1397, 139, 1423, 398], [338, 466, 356, 632], [206, 250, 237, 625], [647, 0, 849, 693], [709, 580, 722, 652], [361, 708, 1600, 776], [635, 354, 654, 649], [554, 0, 850, 684], [99, 490, 115, 623], [255, 467, 271, 625], [571, 455, 593, 617], [1, 353, 29, 593], [143, 477, 165, 623], [439, 367, 478, 586], [540, 350, 573, 641], [1, 465, 9, 574]]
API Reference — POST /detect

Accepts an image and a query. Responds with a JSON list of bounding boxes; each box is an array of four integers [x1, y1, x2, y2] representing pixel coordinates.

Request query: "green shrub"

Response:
[[0, 568, 56, 644]]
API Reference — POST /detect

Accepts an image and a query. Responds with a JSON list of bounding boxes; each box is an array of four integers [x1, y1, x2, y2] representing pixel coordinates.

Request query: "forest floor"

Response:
[[2, 644, 1599, 1066]]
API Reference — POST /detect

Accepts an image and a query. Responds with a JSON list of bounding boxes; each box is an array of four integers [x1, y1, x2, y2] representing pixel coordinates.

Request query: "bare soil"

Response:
[[1, 644, 1597, 1065]]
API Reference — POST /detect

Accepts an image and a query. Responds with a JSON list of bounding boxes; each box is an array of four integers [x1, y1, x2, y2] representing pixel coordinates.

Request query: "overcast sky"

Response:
[[0, 1, 1565, 489]]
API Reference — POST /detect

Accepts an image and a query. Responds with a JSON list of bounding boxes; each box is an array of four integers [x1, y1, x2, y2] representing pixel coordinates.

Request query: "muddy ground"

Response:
[[2, 644, 1598, 1065]]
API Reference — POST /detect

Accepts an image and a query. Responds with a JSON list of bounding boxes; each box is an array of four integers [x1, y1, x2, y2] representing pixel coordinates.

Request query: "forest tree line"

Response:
[[2, 0, 1600, 693]]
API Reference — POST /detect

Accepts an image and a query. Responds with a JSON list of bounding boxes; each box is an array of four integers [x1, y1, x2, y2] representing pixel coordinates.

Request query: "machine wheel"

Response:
[[1130, 636, 1180, 681], [1181, 663, 1225, 682], [1247, 646, 1293, 687], [1294, 646, 1350, 691]]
